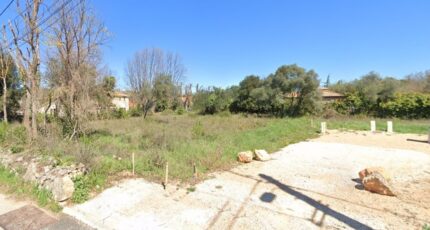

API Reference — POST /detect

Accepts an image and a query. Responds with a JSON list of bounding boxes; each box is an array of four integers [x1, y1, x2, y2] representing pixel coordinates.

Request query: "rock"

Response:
[[254, 149, 271, 161], [359, 167, 391, 181], [23, 162, 42, 182], [51, 176, 75, 202], [362, 172, 395, 196], [237, 151, 253, 163]]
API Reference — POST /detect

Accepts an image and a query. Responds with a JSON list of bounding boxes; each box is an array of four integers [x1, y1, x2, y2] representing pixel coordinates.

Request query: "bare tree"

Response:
[[9, 0, 44, 139], [0, 26, 12, 123], [48, 0, 108, 138], [126, 48, 186, 118]]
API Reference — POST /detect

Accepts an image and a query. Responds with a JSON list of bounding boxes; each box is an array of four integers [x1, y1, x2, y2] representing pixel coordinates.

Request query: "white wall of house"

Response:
[[112, 97, 129, 111]]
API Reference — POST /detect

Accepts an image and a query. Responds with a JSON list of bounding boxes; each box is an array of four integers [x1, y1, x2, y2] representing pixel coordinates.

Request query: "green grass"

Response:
[[70, 115, 319, 192], [320, 117, 430, 134], [0, 166, 62, 212]]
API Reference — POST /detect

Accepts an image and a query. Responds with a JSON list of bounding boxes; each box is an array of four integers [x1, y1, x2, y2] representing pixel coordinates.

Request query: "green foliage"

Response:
[[231, 64, 320, 117], [103, 76, 116, 92], [72, 176, 90, 203], [192, 120, 205, 138], [193, 87, 233, 114], [423, 223, 430, 230], [176, 106, 185, 115], [11, 145, 24, 154], [0, 123, 28, 149], [112, 108, 128, 119], [379, 93, 430, 119], [153, 75, 180, 112], [129, 107, 143, 117]]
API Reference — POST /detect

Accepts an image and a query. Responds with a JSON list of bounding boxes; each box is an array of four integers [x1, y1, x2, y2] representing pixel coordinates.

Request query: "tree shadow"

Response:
[[406, 138, 429, 144], [259, 173, 372, 230]]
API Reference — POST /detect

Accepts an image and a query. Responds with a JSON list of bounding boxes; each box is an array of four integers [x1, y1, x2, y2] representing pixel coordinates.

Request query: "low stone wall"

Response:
[[0, 150, 86, 202]]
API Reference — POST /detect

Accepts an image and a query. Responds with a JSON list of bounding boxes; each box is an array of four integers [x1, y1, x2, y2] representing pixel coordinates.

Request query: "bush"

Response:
[[112, 108, 128, 119], [176, 106, 185, 115], [129, 108, 143, 117], [379, 93, 430, 119], [71, 176, 90, 203]]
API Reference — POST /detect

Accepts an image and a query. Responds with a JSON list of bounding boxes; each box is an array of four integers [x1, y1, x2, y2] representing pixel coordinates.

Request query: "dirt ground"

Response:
[[64, 130, 430, 230]]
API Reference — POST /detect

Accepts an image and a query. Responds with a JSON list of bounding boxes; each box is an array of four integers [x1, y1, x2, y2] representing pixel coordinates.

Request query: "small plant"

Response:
[[112, 108, 128, 119], [176, 106, 185, 115], [187, 186, 196, 193], [192, 121, 205, 138], [71, 176, 90, 203], [423, 224, 430, 230], [10, 145, 24, 154]]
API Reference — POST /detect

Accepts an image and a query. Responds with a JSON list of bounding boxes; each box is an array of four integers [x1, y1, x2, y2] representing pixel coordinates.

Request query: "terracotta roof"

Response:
[[318, 88, 344, 97], [285, 88, 344, 98], [113, 92, 129, 98]]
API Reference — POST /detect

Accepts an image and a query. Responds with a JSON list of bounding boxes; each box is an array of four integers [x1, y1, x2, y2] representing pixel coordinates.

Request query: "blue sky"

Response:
[[2, 0, 430, 89]]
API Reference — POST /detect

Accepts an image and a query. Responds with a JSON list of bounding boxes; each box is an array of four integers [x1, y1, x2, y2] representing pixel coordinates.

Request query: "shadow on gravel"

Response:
[[259, 173, 373, 230]]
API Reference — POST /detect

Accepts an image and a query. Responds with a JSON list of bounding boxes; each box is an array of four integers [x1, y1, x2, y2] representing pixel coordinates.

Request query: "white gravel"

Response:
[[64, 141, 430, 230]]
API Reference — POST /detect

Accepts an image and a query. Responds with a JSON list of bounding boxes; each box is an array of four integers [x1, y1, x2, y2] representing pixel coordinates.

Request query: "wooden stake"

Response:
[[193, 162, 197, 179], [132, 152, 135, 176], [164, 162, 169, 189]]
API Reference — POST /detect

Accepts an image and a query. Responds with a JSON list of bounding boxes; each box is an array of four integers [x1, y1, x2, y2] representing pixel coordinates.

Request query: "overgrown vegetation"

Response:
[[329, 71, 430, 118]]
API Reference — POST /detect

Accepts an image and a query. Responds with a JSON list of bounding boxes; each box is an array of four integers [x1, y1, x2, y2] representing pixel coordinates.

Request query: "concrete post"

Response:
[[387, 121, 393, 134], [370, 120, 376, 133], [321, 122, 327, 134]]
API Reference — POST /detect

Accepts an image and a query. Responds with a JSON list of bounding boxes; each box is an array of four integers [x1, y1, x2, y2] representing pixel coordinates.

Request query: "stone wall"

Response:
[[0, 149, 86, 202]]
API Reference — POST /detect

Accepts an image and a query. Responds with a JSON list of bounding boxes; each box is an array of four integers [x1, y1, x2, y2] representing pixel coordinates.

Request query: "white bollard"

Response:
[[321, 122, 327, 134], [387, 121, 393, 134], [370, 120, 376, 133]]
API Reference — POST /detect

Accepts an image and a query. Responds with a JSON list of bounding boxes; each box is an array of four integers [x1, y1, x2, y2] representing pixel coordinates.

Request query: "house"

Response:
[[111, 92, 130, 111], [318, 88, 345, 102], [286, 88, 345, 102]]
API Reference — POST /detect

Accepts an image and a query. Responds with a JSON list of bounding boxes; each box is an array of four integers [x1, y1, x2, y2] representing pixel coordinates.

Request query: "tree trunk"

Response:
[[23, 90, 31, 133], [30, 79, 38, 139], [2, 77, 7, 123]]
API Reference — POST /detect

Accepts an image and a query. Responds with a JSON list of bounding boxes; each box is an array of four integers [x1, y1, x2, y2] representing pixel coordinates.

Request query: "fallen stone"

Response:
[[362, 172, 395, 196], [237, 151, 253, 163], [51, 176, 75, 202], [359, 167, 391, 181], [254, 149, 271, 161]]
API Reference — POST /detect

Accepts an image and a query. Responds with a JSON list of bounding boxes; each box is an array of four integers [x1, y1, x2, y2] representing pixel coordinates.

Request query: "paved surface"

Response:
[[64, 141, 430, 229], [0, 205, 56, 230], [0, 195, 93, 230]]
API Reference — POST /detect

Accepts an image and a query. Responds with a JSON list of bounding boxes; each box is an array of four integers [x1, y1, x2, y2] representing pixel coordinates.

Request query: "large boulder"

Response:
[[237, 151, 253, 163], [254, 149, 271, 161], [51, 176, 75, 202], [359, 167, 391, 181], [362, 172, 395, 196]]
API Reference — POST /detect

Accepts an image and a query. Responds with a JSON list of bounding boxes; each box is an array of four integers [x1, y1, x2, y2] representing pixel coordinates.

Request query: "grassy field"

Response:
[[79, 115, 319, 187], [320, 117, 430, 134]]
